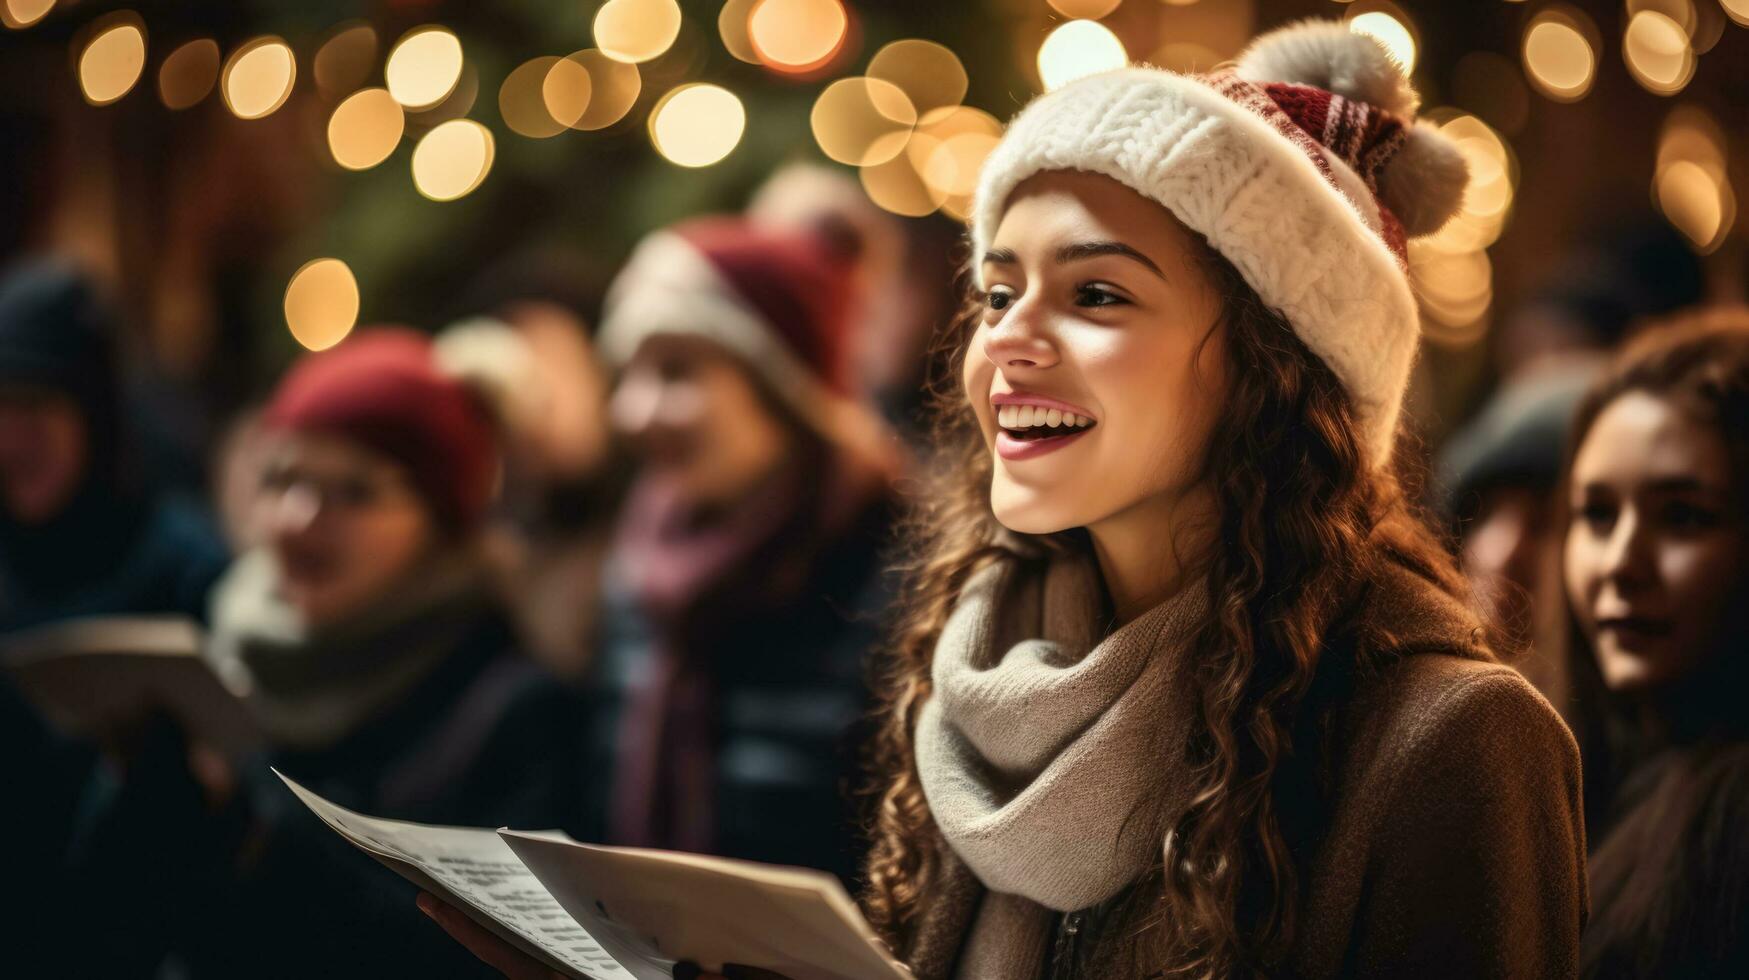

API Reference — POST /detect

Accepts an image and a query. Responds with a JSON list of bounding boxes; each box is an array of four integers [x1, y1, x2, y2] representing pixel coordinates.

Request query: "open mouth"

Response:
[[995, 404, 1097, 441]]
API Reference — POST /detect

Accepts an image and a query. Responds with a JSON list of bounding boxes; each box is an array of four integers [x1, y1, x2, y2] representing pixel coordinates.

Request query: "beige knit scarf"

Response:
[[914, 551, 1207, 979]]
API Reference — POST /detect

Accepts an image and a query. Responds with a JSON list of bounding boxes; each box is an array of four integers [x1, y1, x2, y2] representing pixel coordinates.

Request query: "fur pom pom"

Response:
[[1378, 121, 1469, 237], [1236, 19, 1418, 117]]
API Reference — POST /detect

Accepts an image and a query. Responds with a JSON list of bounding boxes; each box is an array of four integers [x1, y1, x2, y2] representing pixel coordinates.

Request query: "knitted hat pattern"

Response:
[[263, 328, 500, 531], [972, 20, 1471, 467]]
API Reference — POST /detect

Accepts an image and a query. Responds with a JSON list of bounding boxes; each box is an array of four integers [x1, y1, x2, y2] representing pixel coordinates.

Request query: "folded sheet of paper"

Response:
[[3, 615, 261, 758], [278, 772, 914, 980]]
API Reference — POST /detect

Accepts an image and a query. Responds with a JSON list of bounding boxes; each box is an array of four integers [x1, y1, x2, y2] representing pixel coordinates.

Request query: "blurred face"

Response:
[[0, 387, 88, 525], [608, 334, 791, 508], [255, 433, 436, 626], [1564, 391, 1746, 694], [1462, 485, 1554, 645], [965, 171, 1227, 536]]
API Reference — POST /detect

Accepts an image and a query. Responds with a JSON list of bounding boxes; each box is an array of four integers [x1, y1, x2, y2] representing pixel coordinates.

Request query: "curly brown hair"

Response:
[[859, 231, 1472, 977]]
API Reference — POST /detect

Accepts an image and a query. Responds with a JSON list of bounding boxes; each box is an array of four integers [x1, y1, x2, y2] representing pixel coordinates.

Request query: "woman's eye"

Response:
[[1660, 501, 1719, 530], [1075, 284, 1127, 308], [1576, 502, 1616, 530], [984, 288, 1014, 312]]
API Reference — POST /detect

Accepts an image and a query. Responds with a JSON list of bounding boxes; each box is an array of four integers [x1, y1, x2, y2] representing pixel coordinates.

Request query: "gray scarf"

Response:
[[204, 548, 496, 750], [914, 551, 1207, 979]]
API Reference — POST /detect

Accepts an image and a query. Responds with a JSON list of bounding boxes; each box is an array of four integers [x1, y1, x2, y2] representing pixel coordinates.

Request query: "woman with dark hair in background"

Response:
[[1562, 312, 1749, 979]]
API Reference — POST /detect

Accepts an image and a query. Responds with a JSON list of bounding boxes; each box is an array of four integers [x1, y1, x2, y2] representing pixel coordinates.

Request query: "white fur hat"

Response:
[[971, 19, 1469, 468]]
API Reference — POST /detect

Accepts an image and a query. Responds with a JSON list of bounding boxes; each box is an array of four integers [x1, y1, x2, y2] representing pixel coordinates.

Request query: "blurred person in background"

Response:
[[0, 258, 228, 631], [1561, 312, 1749, 979], [67, 328, 582, 978], [748, 163, 961, 446], [580, 216, 902, 884], [436, 289, 624, 680], [1436, 365, 1596, 714]]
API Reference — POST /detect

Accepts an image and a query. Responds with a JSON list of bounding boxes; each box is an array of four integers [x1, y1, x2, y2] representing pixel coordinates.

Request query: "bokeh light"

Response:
[[78, 17, 146, 106], [811, 77, 916, 167], [221, 36, 296, 120], [541, 57, 593, 130], [911, 105, 1004, 219], [1623, 10, 1695, 95], [284, 258, 360, 352], [327, 88, 404, 171], [649, 83, 745, 167], [1346, 8, 1417, 74], [594, 0, 681, 64], [157, 38, 219, 110], [1046, 0, 1121, 17], [411, 119, 495, 201], [2, 0, 54, 30], [1036, 20, 1127, 92], [867, 39, 967, 119], [1725, 0, 1749, 27], [749, 0, 849, 72], [558, 49, 641, 131], [718, 0, 761, 63], [1655, 106, 1735, 253], [314, 23, 377, 101], [385, 26, 463, 110], [1410, 242, 1493, 347], [500, 57, 567, 138], [1521, 10, 1595, 102], [1657, 161, 1733, 253], [860, 152, 947, 217]]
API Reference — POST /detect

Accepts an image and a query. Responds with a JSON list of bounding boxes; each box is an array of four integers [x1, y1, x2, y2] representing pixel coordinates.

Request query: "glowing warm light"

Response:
[[2, 0, 55, 30], [867, 39, 968, 119], [649, 84, 745, 168], [541, 57, 593, 130], [78, 19, 146, 106], [411, 119, 495, 201], [1725, 0, 1749, 27], [861, 152, 947, 217], [1522, 15, 1594, 102], [718, 0, 761, 63], [1657, 160, 1734, 253], [1418, 111, 1517, 255], [1036, 20, 1127, 92], [559, 49, 641, 130], [1409, 242, 1493, 334], [1627, 0, 1697, 36], [327, 88, 404, 171], [222, 37, 296, 120], [284, 259, 360, 352], [749, 0, 849, 71], [811, 77, 916, 167], [1623, 10, 1695, 95], [158, 38, 219, 110], [314, 23, 377, 100], [911, 105, 1005, 218], [1046, 0, 1122, 17], [500, 57, 566, 138], [386, 26, 463, 110], [594, 0, 681, 64], [1657, 105, 1727, 180], [1348, 11, 1417, 74]]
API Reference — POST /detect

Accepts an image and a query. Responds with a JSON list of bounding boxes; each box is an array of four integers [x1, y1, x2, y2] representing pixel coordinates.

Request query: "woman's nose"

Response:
[[1599, 510, 1654, 590], [982, 300, 1058, 371], [608, 375, 661, 438], [268, 483, 321, 535]]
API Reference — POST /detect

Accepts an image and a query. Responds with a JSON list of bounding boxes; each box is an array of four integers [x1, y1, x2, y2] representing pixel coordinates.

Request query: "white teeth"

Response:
[[995, 403, 1096, 431]]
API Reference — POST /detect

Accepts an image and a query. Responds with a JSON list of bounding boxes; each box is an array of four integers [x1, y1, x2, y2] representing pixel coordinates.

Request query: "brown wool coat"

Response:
[[901, 557, 1588, 979]]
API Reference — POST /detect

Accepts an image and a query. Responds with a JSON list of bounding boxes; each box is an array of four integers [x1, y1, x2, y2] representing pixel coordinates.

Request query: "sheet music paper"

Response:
[[276, 770, 640, 980]]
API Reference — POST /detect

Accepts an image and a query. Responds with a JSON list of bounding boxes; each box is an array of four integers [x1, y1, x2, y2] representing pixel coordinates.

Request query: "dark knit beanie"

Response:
[[262, 328, 499, 531]]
